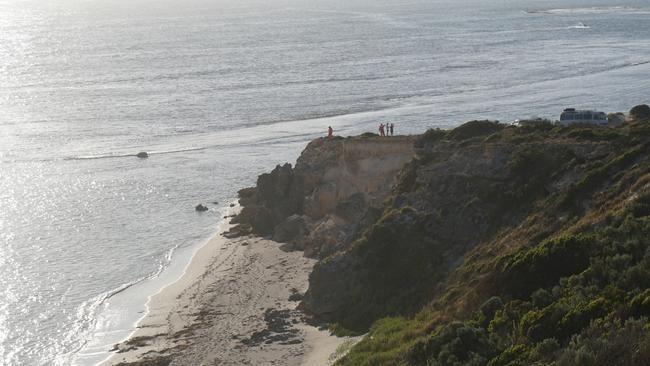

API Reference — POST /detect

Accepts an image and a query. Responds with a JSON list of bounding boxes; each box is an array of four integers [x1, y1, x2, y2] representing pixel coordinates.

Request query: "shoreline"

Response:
[[97, 205, 237, 365], [102, 205, 355, 365], [73, 205, 236, 366]]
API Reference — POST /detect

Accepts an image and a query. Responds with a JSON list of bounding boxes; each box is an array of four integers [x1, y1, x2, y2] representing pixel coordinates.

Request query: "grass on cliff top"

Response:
[[415, 119, 645, 148]]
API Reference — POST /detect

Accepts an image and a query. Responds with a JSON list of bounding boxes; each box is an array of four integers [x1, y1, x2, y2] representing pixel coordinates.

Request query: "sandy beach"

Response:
[[102, 213, 356, 366]]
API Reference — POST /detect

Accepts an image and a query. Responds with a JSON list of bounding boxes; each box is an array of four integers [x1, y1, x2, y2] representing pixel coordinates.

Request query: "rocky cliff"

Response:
[[234, 117, 650, 366], [230, 134, 415, 258], [302, 122, 626, 330]]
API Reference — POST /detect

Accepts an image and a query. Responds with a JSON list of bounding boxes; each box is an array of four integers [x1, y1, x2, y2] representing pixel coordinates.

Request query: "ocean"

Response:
[[0, 0, 649, 364]]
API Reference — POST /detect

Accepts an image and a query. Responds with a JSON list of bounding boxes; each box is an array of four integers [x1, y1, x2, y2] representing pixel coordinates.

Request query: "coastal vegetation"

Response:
[[328, 117, 650, 365], [235, 109, 650, 365], [630, 104, 650, 121]]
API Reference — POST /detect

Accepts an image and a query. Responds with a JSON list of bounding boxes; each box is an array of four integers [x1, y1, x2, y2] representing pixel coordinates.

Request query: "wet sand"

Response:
[[102, 220, 355, 366]]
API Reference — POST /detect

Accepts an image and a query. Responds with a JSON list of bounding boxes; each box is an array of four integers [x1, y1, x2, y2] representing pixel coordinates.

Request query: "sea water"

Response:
[[1, 0, 649, 364]]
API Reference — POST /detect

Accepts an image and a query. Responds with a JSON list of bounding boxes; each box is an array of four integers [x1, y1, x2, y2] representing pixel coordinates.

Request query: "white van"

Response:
[[559, 108, 608, 126]]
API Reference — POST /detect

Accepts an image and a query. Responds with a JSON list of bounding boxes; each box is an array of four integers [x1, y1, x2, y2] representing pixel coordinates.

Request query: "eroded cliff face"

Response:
[[230, 135, 415, 258], [298, 137, 415, 220]]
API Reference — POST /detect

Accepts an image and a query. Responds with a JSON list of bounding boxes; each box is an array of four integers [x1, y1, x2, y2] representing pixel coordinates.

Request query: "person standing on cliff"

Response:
[[379, 123, 385, 136], [328, 126, 333, 138], [390, 123, 394, 136]]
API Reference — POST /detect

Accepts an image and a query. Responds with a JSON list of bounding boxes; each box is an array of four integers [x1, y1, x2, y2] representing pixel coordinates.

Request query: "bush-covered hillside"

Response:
[[305, 118, 650, 365]]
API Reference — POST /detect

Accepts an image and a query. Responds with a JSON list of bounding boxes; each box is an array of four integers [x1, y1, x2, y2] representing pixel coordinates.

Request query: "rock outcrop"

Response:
[[232, 163, 304, 236], [231, 135, 415, 258]]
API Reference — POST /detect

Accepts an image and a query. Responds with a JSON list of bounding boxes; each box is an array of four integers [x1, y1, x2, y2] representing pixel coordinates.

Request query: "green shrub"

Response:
[[506, 146, 572, 202], [448, 120, 504, 141], [487, 344, 532, 366], [329, 323, 363, 337], [407, 322, 497, 366], [396, 159, 420, 194], [558, 297, 610, 340], [500, 235, 593, 298], [630, 191, 650, 218], [531, 289, 554, 308], [481, 297, 505, 322], [630, 104, 650, 121], [517, 118, 556, 131], [335, 317, 417, 366], [561, 144, 647, 208], [530, 338, 560, 361], [520, 304, 568, 342], [557, 318, 650, 366], [629, 289, 650, 317], [415, 128, 447, 147], [566, 127, 623, 141]]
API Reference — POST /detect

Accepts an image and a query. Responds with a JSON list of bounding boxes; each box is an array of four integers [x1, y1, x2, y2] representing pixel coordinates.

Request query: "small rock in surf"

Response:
[[136, 152, 148, 158], [195, 204, 208, 212]]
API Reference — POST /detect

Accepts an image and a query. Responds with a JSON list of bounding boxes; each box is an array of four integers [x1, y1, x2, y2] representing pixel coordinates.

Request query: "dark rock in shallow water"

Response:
[[136, 151, 148, 158], [195, 204, 208, 212]]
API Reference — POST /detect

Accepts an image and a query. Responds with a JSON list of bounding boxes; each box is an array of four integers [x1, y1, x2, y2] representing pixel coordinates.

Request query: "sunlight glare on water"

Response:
[[0, 0, 649, 364]]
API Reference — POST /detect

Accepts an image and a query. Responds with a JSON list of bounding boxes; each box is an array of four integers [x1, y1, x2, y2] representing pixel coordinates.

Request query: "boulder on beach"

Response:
[[195, 204, 208, 212], [136, 152, 149, 158]]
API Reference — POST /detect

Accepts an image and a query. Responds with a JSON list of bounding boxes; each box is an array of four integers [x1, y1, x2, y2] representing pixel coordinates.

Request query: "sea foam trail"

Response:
[[526, 6, 643, 15], [5, 55, 650, 167], [64, 147, 208, 161]]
